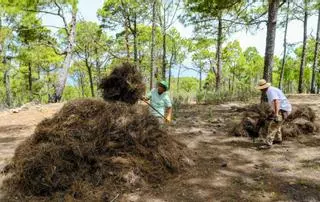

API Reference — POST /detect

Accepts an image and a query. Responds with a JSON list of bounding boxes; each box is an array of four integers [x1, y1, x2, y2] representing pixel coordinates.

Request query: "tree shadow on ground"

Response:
[[298, 136, 320, 147], [0, 125, 30, 134], [279, 180, 320, 202], [155, 140, 320, 202], [0, 137, 19, 143], [163, 135, 320, 201], [134, 103, 320, 202], [300, 157, 320, 169]]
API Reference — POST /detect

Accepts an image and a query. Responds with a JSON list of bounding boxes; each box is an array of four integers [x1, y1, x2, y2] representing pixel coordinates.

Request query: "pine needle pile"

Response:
[[1, 63, 188, 201], [232, 103, 318, 139]]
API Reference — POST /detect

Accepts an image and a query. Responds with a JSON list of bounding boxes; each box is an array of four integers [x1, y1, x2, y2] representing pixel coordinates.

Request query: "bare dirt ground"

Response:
[[1, 95, 320, 202], [0, 103, 62, 191]]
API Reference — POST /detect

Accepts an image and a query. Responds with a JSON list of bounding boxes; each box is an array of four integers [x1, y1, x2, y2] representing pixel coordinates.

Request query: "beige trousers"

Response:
[[265, 110, 289, 146]]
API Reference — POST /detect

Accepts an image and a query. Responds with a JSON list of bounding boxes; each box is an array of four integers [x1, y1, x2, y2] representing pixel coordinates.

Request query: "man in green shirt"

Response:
[[143, 81, 172, 123]]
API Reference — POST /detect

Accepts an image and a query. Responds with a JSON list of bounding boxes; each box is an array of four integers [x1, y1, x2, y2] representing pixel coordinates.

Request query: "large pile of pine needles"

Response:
[[1, 63, 189, 201]]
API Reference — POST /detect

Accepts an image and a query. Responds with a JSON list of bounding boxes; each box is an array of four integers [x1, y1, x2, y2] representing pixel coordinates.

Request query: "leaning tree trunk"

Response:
[[150, 0, 157, 90], [53, 9, 77, 102], [298, 0, 308, 94], [279, 1, 290, 90], [311, 8, 320, 93], [215, 15, 223, 91]]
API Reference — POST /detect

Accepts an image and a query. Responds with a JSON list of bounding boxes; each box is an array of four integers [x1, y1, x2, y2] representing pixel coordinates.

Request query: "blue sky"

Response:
[[42, 0, 319, 79]]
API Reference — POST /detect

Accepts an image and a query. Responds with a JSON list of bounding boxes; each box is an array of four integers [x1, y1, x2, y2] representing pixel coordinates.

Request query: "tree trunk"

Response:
[[46, 71, 52, 103], [150, 0, 157, 90], [53, 9, 77, 102], [169, 64, 172, 89], [232, 72, 235, 92], [125, 20, 130, 60], [37, 66, 41, 80], [85, 59, 95, 97], [199, 66, 202, 92], [263, 0, 280, 83], [79, 73, 85, 97], [95, 47, 101, 82], [162, 32, 167, 80], [215, 15, 223, 91], [262, 0, 280, 102], [162, 4, 167, 80], [1, 18, 12, 107], [168, 43, 175, 89], [279, 1, 289, 90], [298, 0, 308, 93], [168, 62, 172, 90], [311, 8, 320, 93], [4, 69, 12, 107], [28, 62, 33, 101], [177, 64, 181, 93], [133, 14, 138, 65]]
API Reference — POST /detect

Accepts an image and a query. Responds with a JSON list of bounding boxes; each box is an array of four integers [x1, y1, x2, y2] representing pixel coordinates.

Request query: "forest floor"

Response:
[[1, 95, 320, 202]]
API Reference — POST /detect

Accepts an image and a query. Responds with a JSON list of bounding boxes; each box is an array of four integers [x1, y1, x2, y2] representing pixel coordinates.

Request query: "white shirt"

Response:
[[266, 86, 292, 112], [147, 89, 172, 117]]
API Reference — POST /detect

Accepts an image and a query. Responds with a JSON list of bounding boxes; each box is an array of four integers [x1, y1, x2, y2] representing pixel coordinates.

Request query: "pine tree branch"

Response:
[[166, 0, 181, 29], [279, 0, 287, 9], [22, 1, 70, 36], [21, 8, 59, 17], [53, 0, 69, 34], [42, 41, 67, 56]]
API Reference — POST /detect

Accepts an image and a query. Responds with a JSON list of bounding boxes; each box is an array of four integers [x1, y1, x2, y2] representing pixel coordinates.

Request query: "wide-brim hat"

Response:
[[256, 79, 271, 90]]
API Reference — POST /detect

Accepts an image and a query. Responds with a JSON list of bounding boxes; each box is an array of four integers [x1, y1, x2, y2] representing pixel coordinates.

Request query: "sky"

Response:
[[42, 0, 319, 78]]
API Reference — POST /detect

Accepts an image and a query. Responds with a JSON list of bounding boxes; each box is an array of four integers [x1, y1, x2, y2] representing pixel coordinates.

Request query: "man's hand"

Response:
[[274, 115, 282, 123], [141, 96, 149, 102], [165, 115, 172, 123]]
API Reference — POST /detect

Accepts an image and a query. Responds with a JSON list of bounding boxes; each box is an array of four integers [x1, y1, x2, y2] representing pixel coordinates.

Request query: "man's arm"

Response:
[[163, 93, 172, 123], [273, 99, 280, 117], [165, 107, 172, 123]]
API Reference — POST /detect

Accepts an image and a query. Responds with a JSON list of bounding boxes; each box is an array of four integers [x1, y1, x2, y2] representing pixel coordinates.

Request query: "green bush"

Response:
[[196, 88, 259, 104], [171, 92, 196, 113]]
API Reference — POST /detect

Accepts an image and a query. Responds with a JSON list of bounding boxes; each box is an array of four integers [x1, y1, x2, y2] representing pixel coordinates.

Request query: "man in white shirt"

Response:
[[256, 79, 292, 147]]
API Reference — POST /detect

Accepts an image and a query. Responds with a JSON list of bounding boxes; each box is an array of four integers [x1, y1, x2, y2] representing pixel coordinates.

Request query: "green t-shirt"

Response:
[[147, 89, 172, 117]]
